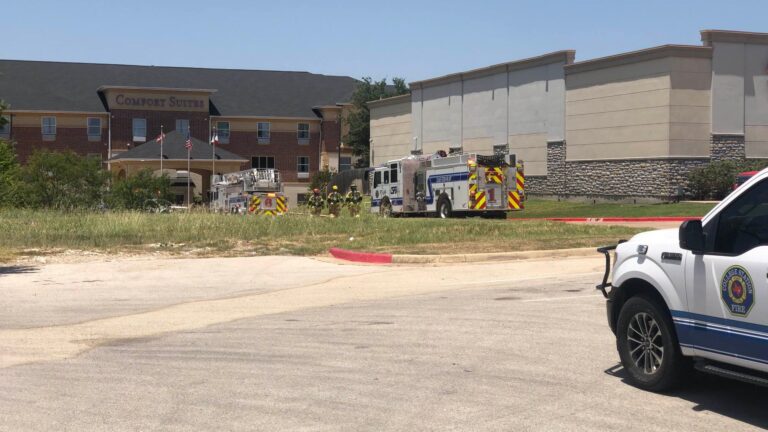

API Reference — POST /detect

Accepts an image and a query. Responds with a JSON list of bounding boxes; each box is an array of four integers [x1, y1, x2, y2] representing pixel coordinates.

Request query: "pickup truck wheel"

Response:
[[616, 296, 688, 392]]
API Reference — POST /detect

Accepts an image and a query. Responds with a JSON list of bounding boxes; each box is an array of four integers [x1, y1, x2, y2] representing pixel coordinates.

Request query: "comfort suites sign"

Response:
[[103, 88, 210, 112]]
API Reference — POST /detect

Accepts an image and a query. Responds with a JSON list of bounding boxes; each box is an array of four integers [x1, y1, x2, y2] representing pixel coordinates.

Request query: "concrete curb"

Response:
[[515, 217, 700, 223], [391, 247, 595, 264], [329, 247, 392, 264], [329, 247, 595, 265]]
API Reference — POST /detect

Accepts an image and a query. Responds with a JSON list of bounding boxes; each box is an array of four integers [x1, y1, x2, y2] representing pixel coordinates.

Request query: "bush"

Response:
[[309, 167, 334, 195], [20, 150, 109, 209], [0, 140, 21, 207], [106, 169, 173, 210], [688, 160, 768, 200]]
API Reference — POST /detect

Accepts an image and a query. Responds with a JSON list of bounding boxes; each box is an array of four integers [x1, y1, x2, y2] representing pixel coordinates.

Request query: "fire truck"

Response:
[[210, 168, 288, 216], [369, 150, 524, 218]]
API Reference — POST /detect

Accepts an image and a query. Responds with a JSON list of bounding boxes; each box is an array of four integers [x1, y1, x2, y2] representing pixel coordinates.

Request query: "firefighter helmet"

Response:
[[332, 185, 338, 191], [350, 184, 357, 190]]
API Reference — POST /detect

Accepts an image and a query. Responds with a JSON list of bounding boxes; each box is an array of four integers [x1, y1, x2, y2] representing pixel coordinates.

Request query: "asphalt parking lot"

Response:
[[0, 256, 766, 431]]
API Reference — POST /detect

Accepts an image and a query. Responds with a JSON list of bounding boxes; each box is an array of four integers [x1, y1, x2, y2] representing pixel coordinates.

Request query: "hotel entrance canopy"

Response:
[[108, 130, 247, 176]]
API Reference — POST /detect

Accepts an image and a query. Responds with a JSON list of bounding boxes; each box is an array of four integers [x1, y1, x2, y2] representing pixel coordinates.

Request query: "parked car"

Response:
[[733, 170, 758, 190]]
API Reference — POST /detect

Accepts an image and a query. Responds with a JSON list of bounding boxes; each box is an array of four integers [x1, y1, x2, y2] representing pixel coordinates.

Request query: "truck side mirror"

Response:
[[679, 220, 705, 253]]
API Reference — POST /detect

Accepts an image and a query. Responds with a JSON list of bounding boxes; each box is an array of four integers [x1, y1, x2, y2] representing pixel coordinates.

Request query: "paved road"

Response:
[[0, 256, 765, 431]]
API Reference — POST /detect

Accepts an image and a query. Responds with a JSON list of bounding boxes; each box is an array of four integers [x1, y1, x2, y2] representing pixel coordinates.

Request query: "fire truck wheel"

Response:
[[437, 197, 452, 219]]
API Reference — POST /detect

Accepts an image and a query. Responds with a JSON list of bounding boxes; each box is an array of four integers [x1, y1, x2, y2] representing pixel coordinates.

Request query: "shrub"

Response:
[[0, 140, 21, 207], [20, 150, 109, 209], [688, 160, 768, 200], [106, 169, 173, 210]]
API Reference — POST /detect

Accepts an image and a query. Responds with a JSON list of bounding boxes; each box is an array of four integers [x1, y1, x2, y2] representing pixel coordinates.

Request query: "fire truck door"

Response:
[[415, 171, 426, 211]]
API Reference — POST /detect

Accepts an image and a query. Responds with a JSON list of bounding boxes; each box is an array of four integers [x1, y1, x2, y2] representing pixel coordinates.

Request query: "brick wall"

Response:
[[8, 109, 337, 183], [225, 131, 320, 182], [321, 118, 341, 153], [10, 126, 107, 163], [109, 109, 209, 151]]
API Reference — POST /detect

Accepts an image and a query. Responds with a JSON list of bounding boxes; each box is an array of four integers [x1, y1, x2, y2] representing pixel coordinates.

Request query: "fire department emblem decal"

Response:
[[720, 266, 754, 317]]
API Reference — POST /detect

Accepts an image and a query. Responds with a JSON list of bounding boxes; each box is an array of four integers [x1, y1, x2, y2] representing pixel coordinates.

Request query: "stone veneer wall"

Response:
[[710, 134, 746, 161], [523, 135, 747, 199], [559, 158, 709, 197]]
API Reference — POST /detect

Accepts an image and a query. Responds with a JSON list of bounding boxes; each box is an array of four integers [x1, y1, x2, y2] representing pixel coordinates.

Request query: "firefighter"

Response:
[[345, 184, 363, 217], [308, 188, 324, 216], [327, 185, 342, 218]]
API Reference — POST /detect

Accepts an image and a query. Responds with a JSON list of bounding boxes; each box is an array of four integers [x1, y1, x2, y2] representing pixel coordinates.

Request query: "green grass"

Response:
[[0, 208, 645, 261], [508, 199, 716, 219]]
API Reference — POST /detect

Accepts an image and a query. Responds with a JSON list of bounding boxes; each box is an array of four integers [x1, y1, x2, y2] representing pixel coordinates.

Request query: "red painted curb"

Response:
[[329, 247, 393, 264], [514, 217, 701, 223], [552, 217, 700, 223]]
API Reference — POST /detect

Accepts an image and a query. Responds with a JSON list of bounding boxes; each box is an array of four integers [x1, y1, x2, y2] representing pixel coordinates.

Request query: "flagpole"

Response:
[[160, 124, 164, 174], [187, 131, 191, 209], [187, 145, 191, 209], [212, 127, 216, 185]]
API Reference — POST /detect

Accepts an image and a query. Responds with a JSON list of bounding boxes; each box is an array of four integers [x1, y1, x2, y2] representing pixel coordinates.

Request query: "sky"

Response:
[[3, 0, 768, 83]]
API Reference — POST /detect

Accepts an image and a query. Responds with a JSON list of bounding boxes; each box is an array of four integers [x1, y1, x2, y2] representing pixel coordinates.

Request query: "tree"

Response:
[[105, 169, 173, 210], [344, 77, 409, 167], [21, 150, 110, 209], [0, 100, 21, 207], [0, 141, 20, 206], [308, 167, 334, 197]]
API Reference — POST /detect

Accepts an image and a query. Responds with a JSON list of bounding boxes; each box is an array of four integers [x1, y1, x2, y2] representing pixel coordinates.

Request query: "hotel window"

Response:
[[251, 156, 275, 169], [216, 121, 230, 144], [297, 123, 310, 144], [0, 116, 9, 137], [257, 122, 270, 144], [132, 118, 146, 142], [297, 156, 310, 179], [176, 119, 190, 136], [42, 116, 56, 139], [87, 117, 101, 141], [339, 156, 352, 172]]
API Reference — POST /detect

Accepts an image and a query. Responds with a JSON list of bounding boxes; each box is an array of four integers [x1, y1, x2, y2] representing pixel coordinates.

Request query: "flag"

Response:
[[211, 133, 219, 146], [155, 131, 165, 143], [185, 132, 193, 151]]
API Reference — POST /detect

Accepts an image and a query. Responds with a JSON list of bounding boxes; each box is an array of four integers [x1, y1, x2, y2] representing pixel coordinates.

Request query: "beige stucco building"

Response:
[[369, 29, 768, 199]]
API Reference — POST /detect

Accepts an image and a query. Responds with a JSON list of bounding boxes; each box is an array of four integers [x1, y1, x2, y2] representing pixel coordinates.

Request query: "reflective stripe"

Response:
[[276, 196, 288, 213], [508, 191, 521, 209], [473, 191, 487, 209], [249, 196, 261, 214], [672, 310, 768, 365]]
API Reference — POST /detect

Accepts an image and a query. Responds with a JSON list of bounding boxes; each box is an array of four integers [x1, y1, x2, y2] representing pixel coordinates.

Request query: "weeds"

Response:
[[0, 209, 645, 259]]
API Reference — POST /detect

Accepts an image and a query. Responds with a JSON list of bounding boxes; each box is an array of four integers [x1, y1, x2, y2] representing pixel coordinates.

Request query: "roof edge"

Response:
[[97, 85, 217, 94], [367, 94, 412, 108], [110, 157, 248, 162], [5, 109, 108, 115], [409, 50, 575, 88], [565, 45, 712, 75], [701, 29, 768, 45]]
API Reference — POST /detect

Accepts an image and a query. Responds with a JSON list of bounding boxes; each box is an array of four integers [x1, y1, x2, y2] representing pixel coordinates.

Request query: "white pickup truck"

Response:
[[598, 168, 768, 391]]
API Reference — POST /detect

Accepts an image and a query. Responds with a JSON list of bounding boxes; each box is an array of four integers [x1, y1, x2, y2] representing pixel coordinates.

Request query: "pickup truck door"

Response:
[[683, 179, 768, 372]]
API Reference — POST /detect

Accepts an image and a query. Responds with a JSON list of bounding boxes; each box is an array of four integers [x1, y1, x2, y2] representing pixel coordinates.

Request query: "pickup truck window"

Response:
[[714, 179, 768, 255]]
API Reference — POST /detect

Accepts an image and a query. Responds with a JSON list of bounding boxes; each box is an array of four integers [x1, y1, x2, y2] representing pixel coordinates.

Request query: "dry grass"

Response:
[[0, 208, 645, 261]]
